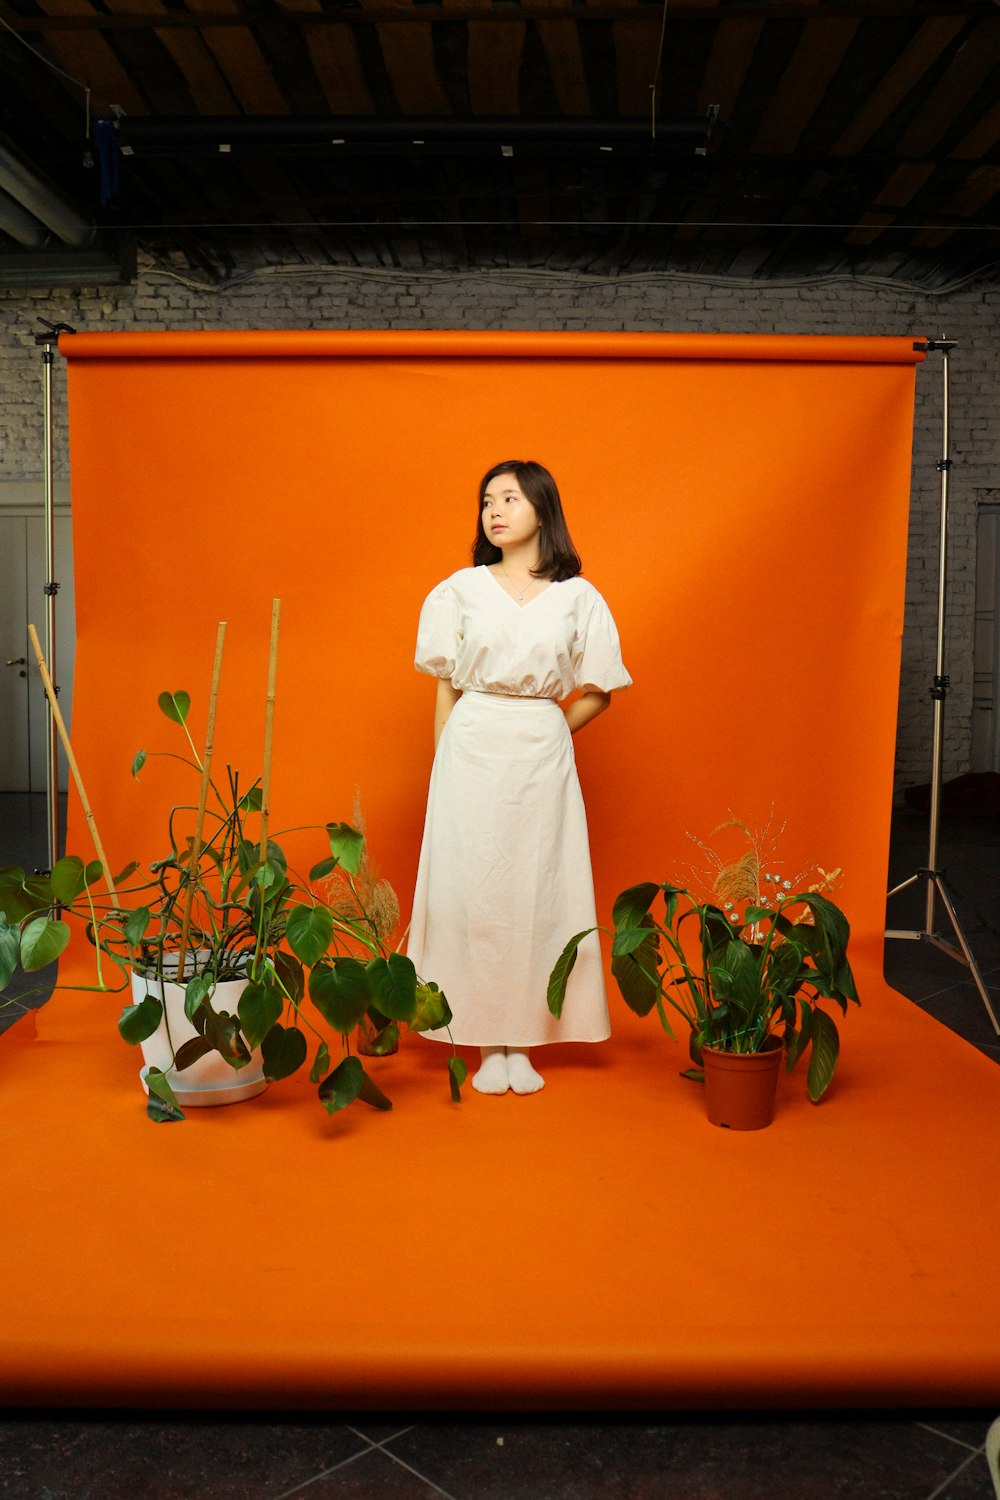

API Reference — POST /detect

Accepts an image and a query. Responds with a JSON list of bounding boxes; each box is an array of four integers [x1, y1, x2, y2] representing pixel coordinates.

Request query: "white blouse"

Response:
[[415, 565, 632, 701]]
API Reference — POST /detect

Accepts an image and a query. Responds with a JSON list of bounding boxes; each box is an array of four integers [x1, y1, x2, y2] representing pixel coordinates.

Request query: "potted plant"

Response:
[[0, 676, 466, 1123], [548, 817, 859, 1128]]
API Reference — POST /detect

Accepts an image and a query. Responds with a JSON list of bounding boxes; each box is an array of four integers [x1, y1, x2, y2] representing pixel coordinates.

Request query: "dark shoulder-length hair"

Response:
[[472, 459, 582, 581]]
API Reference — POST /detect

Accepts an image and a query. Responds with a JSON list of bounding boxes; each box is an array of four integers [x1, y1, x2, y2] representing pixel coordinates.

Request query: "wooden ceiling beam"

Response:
[[294, 31, 376, 115], [697, 17, 764, 124], [18, 3, 993, 29], [26, 0, 149, 114], [181, 0, 290, 113], [467, 19, 526, 115], [830, 14, 967, 156], [895, 16, 1000, 157], [100, 0, 239, 113], [369, 0, 451, 115], [844, 160, 936, 244], [275, 0, 375, 114], [611, 18, 658, 118], [913, 162, 1000, 247], [751, 18, 860, 154], [536, 0, 591, 116]]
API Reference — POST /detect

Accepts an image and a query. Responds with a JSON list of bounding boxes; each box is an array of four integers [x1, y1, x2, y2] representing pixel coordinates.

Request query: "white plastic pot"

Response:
[[130, 968, 268, 1107]]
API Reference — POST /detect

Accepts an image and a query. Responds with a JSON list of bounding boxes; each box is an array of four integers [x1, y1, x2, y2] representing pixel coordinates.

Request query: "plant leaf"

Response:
[[272, 950, 305, 1005], [173, 1035, 215, 1071], [448, 1054, 468, 1102], [806, 1007, 840, 1102], [356, 1063, 393, 1112], [309, 957, 371, 1034], [285, 904, 334, 965], [113, 861, 140, 886], [203, 1008, 253, 1069], [238, 979, 283, 1048], [157, 690, 191, 725], [184, 975, 212, 1022], [410, 981, 452, 1033], [260, 1022, 306, 1080], [144, 1066, 185, 1123], [547, 929, 593, 1018], [117, 994, 163, 1044], [326, 822, 364, 877], [125, 906, 151, 949], [131, 749, 147, 779], [19, 916, 71, 972], [365, 953, 417, 1022], [611, 934, 660, 1017], [309, 1040, 331, 1084], [49, 855, 86, 905], [309, 856, 341, 883], [318, 1054, 364, 1114], [612, 882, 660, 931], [0, 915, 19, 989]]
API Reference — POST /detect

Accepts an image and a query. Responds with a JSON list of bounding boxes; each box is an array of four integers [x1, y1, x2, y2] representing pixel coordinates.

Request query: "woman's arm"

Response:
[[563, 689, 612, 735], [434, 678, 463, 749]]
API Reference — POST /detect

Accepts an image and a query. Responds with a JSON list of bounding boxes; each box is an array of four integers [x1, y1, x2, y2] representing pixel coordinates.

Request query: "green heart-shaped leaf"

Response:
[[325, 822, 364, 877], [309, 958, 371, 1034], [365, 952, 417, 1022], [238, 979, 283, 1048], [261, 1022, 307, 1081], [118, 994, 163, 1045], [19, 916, 71, 972], [157, 690, 191, 724], [285, 904, 334, 965], [144, 1066, 185, 1123], [318, 1054, 364, 1114]]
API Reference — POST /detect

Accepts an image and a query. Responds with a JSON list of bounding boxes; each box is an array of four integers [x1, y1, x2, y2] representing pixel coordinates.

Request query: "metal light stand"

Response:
[[886, 338, 1000, 1035], [32, 318, 76, 875]]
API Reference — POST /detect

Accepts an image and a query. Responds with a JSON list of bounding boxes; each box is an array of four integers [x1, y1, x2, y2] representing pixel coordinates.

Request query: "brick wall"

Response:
[[2, 264, 997, 792]]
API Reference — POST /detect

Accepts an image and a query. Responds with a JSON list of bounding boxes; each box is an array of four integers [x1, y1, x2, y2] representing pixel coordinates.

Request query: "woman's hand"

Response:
[[434, 678, 462, 748], [563, 689, 611, 734]]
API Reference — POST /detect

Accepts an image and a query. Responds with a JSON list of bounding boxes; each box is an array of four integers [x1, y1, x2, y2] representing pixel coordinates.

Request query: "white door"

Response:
[[0, 512, 75, 793]]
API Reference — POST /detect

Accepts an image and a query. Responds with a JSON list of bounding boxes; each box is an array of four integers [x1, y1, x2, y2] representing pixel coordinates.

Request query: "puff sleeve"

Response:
[[572, 591, 632, 694], [414, 581, 462, 681]]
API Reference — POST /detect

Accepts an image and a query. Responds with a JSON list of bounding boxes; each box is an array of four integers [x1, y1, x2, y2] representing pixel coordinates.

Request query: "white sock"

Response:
[[472, 1046, 509, 1095], [506, 1048, 545, 1095]]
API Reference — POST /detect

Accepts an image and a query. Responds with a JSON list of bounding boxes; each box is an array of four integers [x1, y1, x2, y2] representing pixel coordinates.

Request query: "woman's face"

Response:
[[481, 474, 540, 551]]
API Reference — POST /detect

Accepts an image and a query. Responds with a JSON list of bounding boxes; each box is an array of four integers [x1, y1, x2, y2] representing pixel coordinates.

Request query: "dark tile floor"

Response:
[[1, 793, 998, 1499]]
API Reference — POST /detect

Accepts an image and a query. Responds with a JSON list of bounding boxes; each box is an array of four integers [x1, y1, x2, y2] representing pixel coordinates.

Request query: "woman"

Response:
[[408, 460, 631, 1095]]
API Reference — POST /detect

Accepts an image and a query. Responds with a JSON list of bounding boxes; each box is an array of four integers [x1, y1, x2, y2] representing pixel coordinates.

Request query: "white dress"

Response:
[[407, 565, 631, 1047]]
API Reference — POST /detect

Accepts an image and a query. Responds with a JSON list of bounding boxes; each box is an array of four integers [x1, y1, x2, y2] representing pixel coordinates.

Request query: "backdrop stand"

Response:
[[886, 339, 1000, 1036], [32, 318, 75, 876]]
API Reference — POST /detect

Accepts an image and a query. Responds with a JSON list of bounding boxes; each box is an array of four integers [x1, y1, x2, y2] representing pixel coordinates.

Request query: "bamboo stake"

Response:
[[176, 620, 227, 980], [258, 598, 281, 860], [27, 623, 120, 906]]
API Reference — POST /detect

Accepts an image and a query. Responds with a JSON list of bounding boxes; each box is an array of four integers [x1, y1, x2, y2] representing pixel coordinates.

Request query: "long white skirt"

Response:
[[407, 691, 611, 1047]]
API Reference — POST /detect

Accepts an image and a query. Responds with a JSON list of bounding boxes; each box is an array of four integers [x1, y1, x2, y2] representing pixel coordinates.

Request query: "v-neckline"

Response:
[[485, 566, 554, 611]]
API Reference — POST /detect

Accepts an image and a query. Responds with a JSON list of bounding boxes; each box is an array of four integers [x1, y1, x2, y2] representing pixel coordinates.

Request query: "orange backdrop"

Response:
[[58, 330, 922, 972], [10, 330, 998, 1411]]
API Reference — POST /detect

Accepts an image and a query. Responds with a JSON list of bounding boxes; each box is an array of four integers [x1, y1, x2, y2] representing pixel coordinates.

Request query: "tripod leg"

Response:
[[933, 875, 1000, 1036], [887, 872, 921, 900]]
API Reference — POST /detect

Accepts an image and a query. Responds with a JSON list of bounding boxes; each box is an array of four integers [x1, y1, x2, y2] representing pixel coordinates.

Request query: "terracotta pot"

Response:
[[131, 969, 268, 1107], [701, 1035, 783, 1130]]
